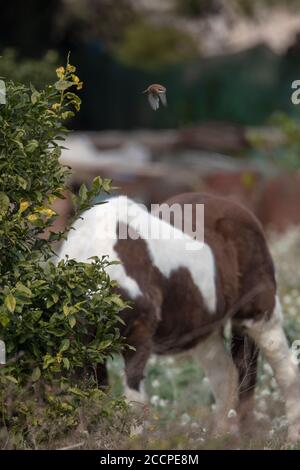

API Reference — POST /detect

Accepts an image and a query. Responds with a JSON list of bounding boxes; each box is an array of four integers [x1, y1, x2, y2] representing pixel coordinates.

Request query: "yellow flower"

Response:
[[76, 82, 83, 90], [56, 353, 62, 364], [19, 200, 29, 214], [56, 66, 65, 79], [35, 206, 56, 218], [51, 103, 61, 111], [71, 74, 80, 84], [27, 214, 39, 222], [67, 64, 76, 73], [48, 194, 58, 204]]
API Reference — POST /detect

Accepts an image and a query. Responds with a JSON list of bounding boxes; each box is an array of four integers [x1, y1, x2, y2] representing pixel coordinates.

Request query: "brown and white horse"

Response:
[[59, 193, 300, 441]]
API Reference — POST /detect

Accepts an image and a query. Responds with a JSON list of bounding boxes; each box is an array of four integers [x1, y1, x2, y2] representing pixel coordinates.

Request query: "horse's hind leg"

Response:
[[231, 324, 259, 434], [194, 330, 239, 435], [244, 297, 300, 442], [122, 320, 153, 406]]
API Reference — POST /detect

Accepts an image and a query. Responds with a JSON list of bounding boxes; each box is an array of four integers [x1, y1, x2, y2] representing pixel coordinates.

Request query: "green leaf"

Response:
[[0, 192, 9, 216], [31, 89, 40, 104], [102, 179, 112, 192], [109, 294, 126, 308], [25, 140, 39, 153], [52, 293, 59, 303], [63, 357, 70, 370], [5, 294, 16, 313], [43, 354, 55, 369], [5, 375, 18, 384], [18, 176, 28, 189], [61, 111, 74, 120], [46, 299, 54, 308], [0, 80, 6, 104], [79, 184, 88, 204], [15, 282, 32, 297], [68, 387, 87, 397], [92, 176, 103, 192], [54, 79, 74, 91], [68, 316, 76, 328], [59, 339, 70, 353], [98, 340, 112, 350], [31, 367, 41, 382], [0, 310, 10, 327]]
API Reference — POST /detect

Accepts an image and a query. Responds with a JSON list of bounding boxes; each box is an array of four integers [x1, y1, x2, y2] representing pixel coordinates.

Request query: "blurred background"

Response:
[[2, 0, 300, 234]]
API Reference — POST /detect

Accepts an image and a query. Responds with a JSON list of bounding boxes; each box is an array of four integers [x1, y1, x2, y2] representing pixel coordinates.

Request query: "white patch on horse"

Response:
[[114, 197, 217, 314], [58, 200, 142, 299], [59, 196, 216, 313]]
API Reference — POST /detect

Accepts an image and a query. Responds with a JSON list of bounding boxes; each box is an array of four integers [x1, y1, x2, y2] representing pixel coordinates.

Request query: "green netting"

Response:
[[73, 43, 300, 130]]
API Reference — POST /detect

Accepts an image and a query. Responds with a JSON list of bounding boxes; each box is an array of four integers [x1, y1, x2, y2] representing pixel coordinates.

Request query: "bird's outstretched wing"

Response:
[[148, 93, 160, 110], [159, 91, 167, 107]]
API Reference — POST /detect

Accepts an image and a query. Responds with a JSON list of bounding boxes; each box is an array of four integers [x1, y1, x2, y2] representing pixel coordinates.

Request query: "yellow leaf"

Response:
[[35, 207, 56, 218], [51, 103, 61, 111], [31, 367, 41, 382], [56, 66, 65, 79], [63, 305, 70, 316], [67, 64, 76, 73], [19, 200, 29, 214], [27, 214, 39, 222], [48, 195, 58, 204], [56, 353, 62, 364], [71, 74, 80, 84], [5, 294, 16, 313]]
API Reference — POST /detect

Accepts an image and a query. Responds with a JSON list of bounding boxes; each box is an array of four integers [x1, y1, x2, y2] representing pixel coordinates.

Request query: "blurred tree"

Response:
[[115, 22, 199, 71], [0, 0, 137, 58], [57, 0, 138, 49]]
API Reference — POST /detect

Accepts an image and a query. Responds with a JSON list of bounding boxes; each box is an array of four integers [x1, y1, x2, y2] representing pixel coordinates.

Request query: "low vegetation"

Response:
[[0, 49, 58, 89]]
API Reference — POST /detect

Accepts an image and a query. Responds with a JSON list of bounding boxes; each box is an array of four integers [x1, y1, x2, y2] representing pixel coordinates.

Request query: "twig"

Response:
[[57, 441, 84, 450]]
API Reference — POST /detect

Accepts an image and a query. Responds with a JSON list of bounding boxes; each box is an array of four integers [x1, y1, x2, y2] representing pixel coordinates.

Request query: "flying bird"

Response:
[[143, 84, 167, 111]]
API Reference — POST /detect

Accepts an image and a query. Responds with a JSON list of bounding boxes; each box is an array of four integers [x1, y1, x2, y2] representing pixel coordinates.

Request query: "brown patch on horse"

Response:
[[163, 192, 276, 322]]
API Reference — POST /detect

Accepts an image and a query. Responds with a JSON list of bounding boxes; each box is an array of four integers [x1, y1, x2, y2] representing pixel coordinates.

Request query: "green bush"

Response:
[[0, 58, 128, 446], [248, 112, 300, 171], [0, 49, 58, 89], [116, 22, 199, 71]]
